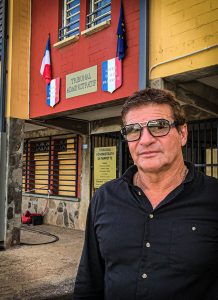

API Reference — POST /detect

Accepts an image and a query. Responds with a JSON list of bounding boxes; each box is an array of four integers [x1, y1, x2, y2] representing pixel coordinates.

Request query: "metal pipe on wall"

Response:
[[139, 0, 149, 90]]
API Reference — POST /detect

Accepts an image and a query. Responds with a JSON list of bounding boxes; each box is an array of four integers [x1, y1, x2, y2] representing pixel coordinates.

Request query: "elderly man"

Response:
[[73, 88, 218, 300]]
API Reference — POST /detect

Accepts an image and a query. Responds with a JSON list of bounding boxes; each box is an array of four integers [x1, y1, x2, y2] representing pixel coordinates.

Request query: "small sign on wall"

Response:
[[66, 65, 97, 98], [94, 146, 117, 188]]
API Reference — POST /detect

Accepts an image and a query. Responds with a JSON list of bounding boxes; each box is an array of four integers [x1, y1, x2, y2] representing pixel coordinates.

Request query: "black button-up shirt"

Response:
[[73, 163, 218, 300]]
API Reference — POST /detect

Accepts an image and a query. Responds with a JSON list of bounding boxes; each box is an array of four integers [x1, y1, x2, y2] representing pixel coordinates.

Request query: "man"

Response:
[[73, 88, 218, 300]]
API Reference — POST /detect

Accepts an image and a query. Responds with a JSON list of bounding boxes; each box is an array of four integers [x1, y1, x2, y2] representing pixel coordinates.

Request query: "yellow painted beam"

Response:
[[6, 0, 30, 119]]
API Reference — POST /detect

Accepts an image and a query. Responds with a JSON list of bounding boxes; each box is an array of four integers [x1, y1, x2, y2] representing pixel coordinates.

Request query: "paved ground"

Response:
[[0, 225, 84, 300]]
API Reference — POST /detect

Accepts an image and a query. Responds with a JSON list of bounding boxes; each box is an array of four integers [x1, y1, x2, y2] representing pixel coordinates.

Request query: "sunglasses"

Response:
[[121, 119, 178, 142]]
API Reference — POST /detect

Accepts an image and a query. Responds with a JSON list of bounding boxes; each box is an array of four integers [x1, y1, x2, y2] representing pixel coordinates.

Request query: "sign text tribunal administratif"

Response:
[[66, 65, 97, 98]]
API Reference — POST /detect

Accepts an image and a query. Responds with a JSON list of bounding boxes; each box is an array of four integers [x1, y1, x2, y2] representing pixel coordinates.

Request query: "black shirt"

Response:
[[73, 163, 218, 300]]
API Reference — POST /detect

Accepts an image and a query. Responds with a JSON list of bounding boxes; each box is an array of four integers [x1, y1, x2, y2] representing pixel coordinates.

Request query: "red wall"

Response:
[[30, 0, 140, 118]]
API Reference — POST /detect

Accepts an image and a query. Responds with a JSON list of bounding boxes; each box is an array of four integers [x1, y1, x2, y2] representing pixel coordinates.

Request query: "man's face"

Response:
[[124, 104, 188, 173]]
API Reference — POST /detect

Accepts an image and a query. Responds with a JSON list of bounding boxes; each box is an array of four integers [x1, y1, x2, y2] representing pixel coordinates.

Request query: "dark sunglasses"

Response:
[[121, 119, 178, 142]]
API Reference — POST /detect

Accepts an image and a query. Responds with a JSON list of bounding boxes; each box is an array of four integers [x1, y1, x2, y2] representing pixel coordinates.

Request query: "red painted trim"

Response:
[[77, 135, 82, 199]]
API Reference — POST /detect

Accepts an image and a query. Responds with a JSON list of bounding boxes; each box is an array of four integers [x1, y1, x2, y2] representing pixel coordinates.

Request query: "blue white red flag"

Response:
[[116, 0, 127, 60], [40, 36, 51, 84], [102, 57, 122, 93], [46, 78, 60, 107]]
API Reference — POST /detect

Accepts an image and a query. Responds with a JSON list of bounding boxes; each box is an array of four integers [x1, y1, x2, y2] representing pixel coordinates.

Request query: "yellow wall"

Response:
[[6, 0, 30, 119], [150, 0, 218, 79]]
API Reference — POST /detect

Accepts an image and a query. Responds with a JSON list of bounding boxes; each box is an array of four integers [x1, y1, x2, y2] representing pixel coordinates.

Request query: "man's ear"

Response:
[[179, 124, 188, 147]]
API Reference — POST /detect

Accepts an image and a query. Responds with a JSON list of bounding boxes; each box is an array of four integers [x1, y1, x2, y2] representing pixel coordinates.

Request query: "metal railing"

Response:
[[59, 0, 80, 40], [183, 118, 218, 178], [86, 0, 111, 28]]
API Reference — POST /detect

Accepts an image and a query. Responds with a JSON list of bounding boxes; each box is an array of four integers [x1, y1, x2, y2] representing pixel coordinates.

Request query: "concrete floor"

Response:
[[0, 225, 84, 300]]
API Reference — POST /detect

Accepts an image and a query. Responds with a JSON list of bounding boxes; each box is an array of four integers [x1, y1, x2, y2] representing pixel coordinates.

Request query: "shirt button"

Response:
[[142, 273, 148, 279], [149, 214, 154, 219], [146, 242, 151, 248], [138, 191, 142, 195], [192, 226, 196, 231]]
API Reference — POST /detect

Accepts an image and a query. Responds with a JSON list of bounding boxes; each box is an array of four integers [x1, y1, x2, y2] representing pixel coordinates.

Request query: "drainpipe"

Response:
[[139, 0, 149, 89], [0, 0, 8, 248]]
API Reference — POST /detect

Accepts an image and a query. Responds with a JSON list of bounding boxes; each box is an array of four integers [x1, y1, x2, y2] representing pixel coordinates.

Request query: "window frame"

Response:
[[59, 0, 81, 41], [86, 0, 111, 29], [22, 134, 80, 200]]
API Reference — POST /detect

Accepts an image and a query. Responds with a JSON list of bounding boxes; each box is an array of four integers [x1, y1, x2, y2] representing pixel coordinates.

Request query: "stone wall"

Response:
[[5, 118, 25, 248], [22, 195, 80, 229]]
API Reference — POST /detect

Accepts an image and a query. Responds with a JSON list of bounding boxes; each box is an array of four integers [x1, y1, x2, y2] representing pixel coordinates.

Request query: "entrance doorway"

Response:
[[90, 118, 218, 196]]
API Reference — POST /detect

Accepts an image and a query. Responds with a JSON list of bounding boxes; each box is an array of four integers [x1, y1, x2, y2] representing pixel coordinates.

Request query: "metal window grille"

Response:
[[59, 0, 80, 41], [86, 0, 111, 29], [183, 118, 218, 178], [22, 134, 79, 198], [90, 119, 218, 195]]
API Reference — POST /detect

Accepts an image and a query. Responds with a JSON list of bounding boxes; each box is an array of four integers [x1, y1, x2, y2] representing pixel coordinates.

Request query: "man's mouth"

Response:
[[138, 151, 159, 157]]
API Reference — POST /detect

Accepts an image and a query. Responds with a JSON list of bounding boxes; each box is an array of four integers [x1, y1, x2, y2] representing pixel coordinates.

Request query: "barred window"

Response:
[[86, 0, 111, 29], [59, 0, 80, 41], [22, 135, 80, 199]]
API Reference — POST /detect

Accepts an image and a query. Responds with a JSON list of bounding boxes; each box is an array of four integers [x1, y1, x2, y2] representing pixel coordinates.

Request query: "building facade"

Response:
[[1, 0, 217, 248], [23, 0, 144, 231], [24, 0, 218, 233], [0, 0, 30, 249]]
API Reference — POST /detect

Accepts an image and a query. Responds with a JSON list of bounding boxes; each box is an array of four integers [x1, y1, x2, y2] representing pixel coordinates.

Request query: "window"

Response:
[[86, 0, 111, 29], [59, 0, 80, 41], [22, 135, 80, 198]]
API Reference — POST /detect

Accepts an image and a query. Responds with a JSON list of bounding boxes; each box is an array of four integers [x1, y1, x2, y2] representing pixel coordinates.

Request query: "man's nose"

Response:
[[139, 127, 156, 145]]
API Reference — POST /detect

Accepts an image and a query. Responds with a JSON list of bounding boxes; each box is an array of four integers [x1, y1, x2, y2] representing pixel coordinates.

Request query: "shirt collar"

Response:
[[184, 161, 195, 183], [122, 164, 138, 185], [122, 161, 195, 185]]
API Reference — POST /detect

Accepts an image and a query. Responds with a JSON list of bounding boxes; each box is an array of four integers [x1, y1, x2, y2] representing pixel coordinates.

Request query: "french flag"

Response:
[[102, 57, 122, 93], [40, 36, 51, 84]]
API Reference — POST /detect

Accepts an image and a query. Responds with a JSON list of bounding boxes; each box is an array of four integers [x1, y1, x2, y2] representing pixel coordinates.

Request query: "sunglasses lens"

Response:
[[122, 119, 173, 141], [123, 124, 141, 141], [148, 120, 170, 137]]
